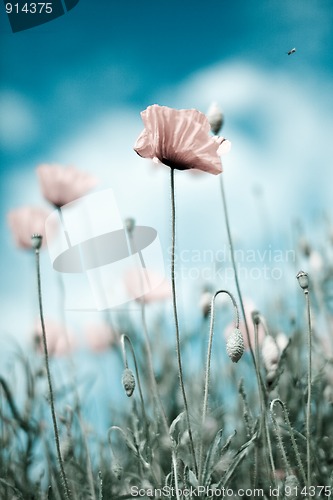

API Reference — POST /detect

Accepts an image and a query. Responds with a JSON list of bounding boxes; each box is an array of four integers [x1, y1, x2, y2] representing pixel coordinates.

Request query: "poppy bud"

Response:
[[207, 102, 224, 135], [262, 335, 280, 372], [226, 328, 244, 363], [199, 291, 212, 319], [111, 462, 123, 480], [122, 368, 135, 397]]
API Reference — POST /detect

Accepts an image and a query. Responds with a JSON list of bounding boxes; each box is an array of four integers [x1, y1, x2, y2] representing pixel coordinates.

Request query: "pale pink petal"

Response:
[[84, 323, 115, 352], [33, 319, 75, 357], [7, 206, 50, 249], [216, 138, 232, 155], [37, 164, 98, 207], [134, 105, 228, 175], [125, 267, 172, 303], [134, 129, 155, 159]]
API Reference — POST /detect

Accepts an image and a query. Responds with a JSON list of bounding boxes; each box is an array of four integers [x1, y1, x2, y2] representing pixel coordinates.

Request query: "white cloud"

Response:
[[3, 60, 332, 341]]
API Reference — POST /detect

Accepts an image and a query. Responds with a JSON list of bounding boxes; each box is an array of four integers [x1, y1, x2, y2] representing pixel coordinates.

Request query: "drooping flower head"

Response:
[[134, 105, 230, 175], [224, 299, 265, 351], [37, 164, 98, 207], [7, 206, 50, 249]]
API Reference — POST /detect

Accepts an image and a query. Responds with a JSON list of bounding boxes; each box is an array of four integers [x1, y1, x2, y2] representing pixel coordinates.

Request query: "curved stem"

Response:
[[35, 249, 71, 500], [270, 399, 307, 485], [170, 168, 198, 476], [270, 402, 291, 474], [120, 334, 149, 432], [199, 289, 239, 480]]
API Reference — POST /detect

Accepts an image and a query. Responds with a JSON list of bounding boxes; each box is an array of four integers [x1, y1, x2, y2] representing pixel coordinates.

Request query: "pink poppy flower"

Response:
[[125, 268, 172, 303], [36, 164, 98, 207], [7, 206, 50, 249], [134, 105, 230, 175], [33, 319, 76, 357], [84, 323, 116, 352]]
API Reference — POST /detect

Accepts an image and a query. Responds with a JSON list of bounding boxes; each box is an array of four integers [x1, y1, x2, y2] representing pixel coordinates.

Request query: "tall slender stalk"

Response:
[[270, 399, 307, 485], [305, 290, 312, 489], [253, 319, 275, 484], [170, 168, 198, 476], [126, 227, 169, 435], [219, 176, 257, 369], [120, 334, 149, 432], [33, 239, 71, 500], [296, 271, 312, 489], [199, 289, 239, 481]]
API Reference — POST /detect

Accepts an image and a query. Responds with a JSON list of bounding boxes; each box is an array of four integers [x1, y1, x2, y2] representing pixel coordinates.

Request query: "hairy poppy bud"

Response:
[[122, 368, 135, 397], [226, 328, 244, 363], [207, 102, 224, 135], [111, 462, 123, 480], [262, 335, 280, 372]]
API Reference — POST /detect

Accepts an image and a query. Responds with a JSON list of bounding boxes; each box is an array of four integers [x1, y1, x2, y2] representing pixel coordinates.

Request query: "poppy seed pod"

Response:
[[31, 234, 43, 250], [296, 270, 309, 291], [122, 368, 135, 397], [226, 328, 244, 363]]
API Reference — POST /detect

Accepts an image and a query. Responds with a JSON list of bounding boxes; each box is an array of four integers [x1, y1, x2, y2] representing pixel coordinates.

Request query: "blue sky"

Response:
[[1, 0, 333, 344]]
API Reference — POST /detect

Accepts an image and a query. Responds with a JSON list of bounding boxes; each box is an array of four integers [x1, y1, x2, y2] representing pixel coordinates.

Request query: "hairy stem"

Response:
[[34, 249, 71, 500], [305, 290, 312, 489], [199, 289, 239, 480], [219, 175, 257, 369], [170, 168, 198, 476]]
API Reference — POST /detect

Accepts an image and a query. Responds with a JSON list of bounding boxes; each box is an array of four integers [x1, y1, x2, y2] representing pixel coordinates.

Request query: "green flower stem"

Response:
[[170, 168, 198, 477], [199, 289, 239, 481], [171, 449, 181, 500], [270, 399, 307, 485], [253, 321, 275, 484], [219, 175, 257, 369], [305, 289, 312, 490], [34, 248, 71, 500], [120, 334, 149, 432]]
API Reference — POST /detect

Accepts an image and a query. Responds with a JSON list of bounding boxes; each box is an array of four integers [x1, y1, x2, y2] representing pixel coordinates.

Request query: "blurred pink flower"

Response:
[[134, 105, 230, 175], [84, 323, 116, 352], [36, 164, 98, 207], [33, 319, 76, 356], [224, 299, 265, 351], [7, 206, 50, 249], [125, 268, 172, 303]]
